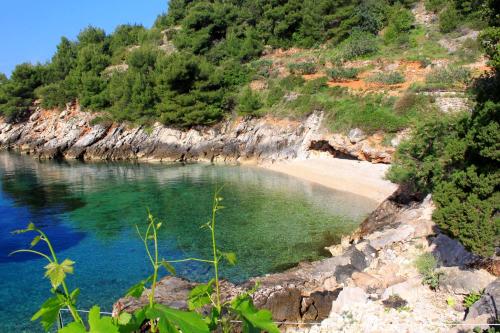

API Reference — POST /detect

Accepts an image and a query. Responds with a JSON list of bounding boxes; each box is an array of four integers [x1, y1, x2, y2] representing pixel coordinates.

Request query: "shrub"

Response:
[[415, 253, 442, 290], [301, 77, 329, 94], [250, 59, 274, 79], [287, 62, 317, 75], [336, 29, 379, 60], [425, 0, 447, 13], [425, 65, 471, 89], [464, 291, 483, 308], [367, 71, 406, 84], [384, 5, 415, 45], [439, 5, 460, 33], [278, 75, 305, 90], [327, 67, 360, 81], [388, 100, 500, 257], [237, 87, 263, 115]]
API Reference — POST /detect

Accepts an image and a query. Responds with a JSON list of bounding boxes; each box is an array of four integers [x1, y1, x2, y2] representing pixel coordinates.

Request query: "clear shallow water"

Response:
[[0, 151, 377, 332]]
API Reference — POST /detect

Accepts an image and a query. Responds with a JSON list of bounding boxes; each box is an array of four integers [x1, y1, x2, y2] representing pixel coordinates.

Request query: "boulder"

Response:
[[351, 272, 384, 291], [330, 287, 367, 313], [367, 224, 415, 250], [430, 234, 477, 267], [466, 278, 500, 322], [382, 277, 426, 304], [348, 128, 366, 143], [439, 267, 495, 295]]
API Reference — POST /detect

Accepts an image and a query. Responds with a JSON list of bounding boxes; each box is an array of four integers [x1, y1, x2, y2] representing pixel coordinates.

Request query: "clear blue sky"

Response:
[[0, 1, 167, 76]]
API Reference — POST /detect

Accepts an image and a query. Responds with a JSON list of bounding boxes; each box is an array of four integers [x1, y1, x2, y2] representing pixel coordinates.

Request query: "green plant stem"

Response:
[[40, 230, 83, 325], [167, 258, 214, 264], [211, 191, 221, 312]]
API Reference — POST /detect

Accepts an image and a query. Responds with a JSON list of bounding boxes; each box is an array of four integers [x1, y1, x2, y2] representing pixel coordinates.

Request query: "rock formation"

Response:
[[0, 105, 395, 164]]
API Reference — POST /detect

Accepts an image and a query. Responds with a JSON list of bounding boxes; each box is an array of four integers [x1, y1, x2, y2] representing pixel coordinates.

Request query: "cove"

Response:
[[0, 151, 377, 332]]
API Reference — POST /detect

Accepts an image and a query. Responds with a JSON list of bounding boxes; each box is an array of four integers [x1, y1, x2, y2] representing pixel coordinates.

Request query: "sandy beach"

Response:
[[263, 157, 398, 202]]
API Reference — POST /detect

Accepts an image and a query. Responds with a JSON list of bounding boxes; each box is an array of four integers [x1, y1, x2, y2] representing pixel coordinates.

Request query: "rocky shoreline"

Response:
[[0, 104, 395, 164], [2, 105, 498, 331], [114, 192, 499, 332]]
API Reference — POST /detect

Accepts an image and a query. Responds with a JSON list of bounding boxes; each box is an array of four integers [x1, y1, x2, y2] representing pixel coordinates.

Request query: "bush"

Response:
[[250, 59, 274, 79], [425, 0, 447, 13], [425, 65, 471, 89], [463, 291, 483, 308], [388, 100, 500, 257], [367, 71, 406, 84], [327, 67, 360, 81], [415, 253, 442, 290], [439, 5, 460, 33], [384, 4, 415, 45], [336, 29, 379, 60], [325, 94, 408, 134], [237, 87, 263, 115], [287, 62, 317, 75]]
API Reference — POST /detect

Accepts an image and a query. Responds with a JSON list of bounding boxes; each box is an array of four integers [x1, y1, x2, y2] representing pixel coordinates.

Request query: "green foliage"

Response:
[[327, 67, 360, 81], [14, 191, 278, 333], [237, 88, 263, 115], [367, 71, 406, 84], [425, 0, 447, 13], [463, 291, 483, 308], [384, 4, 414, 45], [0, 63, 47, 121], [439, 5, 460, 33], [355, 0, 389, 34], [425, 65, 471, 89], [480, 27, 500, 69], [414, 253, 442, 290], [335, 29, 379, 60], [287, 62, 317, 75], [388, 100, 500, 256]]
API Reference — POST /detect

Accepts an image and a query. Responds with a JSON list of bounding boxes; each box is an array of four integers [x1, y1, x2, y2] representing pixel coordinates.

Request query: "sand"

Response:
[[262, 157, 398, 202]]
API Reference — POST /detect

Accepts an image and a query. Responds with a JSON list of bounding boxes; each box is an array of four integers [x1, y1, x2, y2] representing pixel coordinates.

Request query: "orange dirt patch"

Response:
[[302, 73, 326, 81]]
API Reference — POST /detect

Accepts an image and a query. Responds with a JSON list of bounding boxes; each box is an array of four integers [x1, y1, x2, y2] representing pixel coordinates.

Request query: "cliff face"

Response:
[[0, 104, 394, 164]]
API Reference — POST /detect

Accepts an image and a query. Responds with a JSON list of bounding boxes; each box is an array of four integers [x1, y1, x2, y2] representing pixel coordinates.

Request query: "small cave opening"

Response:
[[309, 140, 358, 160]]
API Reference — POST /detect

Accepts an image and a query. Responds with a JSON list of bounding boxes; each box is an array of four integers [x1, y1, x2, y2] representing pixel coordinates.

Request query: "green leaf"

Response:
[[31, 235, 41, 247], [231, 296, 279, 333], [161, 260, 177, 275], [125, 275, 153, 298], [221, 252, 237, 265], [31, 295, 64, 331], [13, 222, 37, 234], [88, 305, 120, 333], [58, 322, 86, 333], [117, 312, 132, 325], [70, 288, 80, 303], [44, 259, 74, 288], [187, 280, 214, 310], [146, 304, 209, 333]]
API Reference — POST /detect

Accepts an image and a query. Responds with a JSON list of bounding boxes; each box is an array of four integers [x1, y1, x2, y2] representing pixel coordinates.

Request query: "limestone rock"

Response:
[[431, 234, 478, 267], [466, 278, 500, 323], [367, 224, 415, 250], [330, 287, 367, 313], [439, 267, 495, 295], [351, 272, 384, 291], [348, 128, 366, 143]]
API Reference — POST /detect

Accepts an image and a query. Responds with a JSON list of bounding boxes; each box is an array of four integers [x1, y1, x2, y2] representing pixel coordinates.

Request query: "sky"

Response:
[[0, 0, 167, 76]]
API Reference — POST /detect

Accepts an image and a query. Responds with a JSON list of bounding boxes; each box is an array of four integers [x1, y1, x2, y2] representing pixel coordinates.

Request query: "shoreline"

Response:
[[262, 155, 398, 202]]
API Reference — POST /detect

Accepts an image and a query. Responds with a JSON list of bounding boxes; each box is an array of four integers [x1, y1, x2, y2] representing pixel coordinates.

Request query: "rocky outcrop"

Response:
[[0, 105, 395, 164]]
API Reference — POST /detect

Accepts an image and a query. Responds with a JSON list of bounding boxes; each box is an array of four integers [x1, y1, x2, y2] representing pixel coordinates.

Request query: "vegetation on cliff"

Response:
[[0, 0, 489, 127], [388, 2, 500, 256]]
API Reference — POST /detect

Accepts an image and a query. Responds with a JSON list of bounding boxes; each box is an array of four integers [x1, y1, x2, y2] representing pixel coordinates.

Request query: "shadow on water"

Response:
[[0, 158, 87, 263]]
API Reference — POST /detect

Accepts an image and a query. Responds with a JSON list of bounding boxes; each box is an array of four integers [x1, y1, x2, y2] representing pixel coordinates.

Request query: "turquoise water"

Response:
[[0, 152, 377, 332]]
